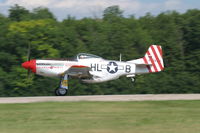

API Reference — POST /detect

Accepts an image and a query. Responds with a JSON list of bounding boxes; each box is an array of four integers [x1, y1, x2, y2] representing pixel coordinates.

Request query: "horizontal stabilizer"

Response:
[[127, 58, 152, 65], [136, 64, 152, 66]]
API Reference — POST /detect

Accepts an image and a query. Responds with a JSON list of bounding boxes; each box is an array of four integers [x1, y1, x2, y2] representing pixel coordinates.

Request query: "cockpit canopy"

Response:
[[77, 53, 103, 60]]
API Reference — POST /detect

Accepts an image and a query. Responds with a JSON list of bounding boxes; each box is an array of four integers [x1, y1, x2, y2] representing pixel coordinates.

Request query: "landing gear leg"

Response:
[[55, 74, 68, 96], [131, 77, 136, 82]]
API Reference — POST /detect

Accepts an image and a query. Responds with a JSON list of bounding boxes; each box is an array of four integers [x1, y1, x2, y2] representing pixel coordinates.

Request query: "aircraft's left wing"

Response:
[[65, 65, 92, 78]]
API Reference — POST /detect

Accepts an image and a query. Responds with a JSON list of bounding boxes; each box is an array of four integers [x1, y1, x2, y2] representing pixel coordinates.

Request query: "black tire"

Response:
[[55, 88, 59, 96], [131, 77, 136, 82], [55, 88, 68, 96]]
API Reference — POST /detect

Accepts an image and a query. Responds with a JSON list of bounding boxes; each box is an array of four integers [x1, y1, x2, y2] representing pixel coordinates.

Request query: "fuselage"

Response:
[[22, 58, 138, 83], [21, 46, 164, 96], [22, 45, 164, 84]]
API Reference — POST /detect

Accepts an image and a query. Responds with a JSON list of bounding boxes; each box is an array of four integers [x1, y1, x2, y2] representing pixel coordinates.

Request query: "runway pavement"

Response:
[[0, 94, 200, 103]]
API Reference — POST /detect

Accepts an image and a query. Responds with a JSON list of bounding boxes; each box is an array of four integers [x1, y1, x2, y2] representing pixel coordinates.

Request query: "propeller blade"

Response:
[[27, 69, 31, 79], [27, 42, 31, 61], [27, 42, 31, 78]]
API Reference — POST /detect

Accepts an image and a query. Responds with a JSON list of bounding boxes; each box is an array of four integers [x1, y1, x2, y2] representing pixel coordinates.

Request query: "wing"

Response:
[[65, 65, 92, 78]]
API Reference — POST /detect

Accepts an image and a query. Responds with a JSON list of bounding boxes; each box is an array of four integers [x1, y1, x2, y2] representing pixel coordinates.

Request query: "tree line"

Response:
[[0, 5, 199, 96]]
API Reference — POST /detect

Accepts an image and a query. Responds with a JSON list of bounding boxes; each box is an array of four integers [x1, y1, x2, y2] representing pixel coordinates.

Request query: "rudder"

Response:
[[142, 45, 164, 73]]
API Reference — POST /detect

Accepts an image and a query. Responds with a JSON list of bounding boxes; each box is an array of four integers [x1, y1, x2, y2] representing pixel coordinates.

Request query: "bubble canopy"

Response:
[[76, 53, 103, 60]]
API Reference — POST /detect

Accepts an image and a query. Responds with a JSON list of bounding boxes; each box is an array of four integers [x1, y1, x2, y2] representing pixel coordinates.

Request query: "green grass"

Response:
[[0, 101, 200, 133]]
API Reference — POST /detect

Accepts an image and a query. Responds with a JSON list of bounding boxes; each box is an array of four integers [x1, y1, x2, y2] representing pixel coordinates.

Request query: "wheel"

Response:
[[131, 77, 136, 82], [55, 88, 68, 96]]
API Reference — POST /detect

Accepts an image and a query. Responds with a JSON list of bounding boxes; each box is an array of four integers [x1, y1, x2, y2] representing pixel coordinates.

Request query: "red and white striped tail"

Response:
[[143, 45, 164, 73]]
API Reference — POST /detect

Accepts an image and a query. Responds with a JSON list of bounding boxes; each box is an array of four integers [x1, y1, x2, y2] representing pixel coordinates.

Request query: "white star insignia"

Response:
[[108, 63, 117, 72]]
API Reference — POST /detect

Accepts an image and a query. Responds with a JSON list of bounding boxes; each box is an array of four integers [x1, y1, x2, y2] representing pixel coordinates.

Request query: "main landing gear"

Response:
[[131, 77, 136, 82], [55, 88, 68, 96], [55, 74, 68, 96], [127, 75, 136, 83]]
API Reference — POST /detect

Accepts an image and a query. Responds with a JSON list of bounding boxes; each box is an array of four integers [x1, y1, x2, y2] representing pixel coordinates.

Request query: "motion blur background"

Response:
[[0, 0, 200, 96]]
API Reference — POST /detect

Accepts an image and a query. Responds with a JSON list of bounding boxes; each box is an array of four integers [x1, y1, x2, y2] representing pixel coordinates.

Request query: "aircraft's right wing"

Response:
[[65, 65, 92, 78]]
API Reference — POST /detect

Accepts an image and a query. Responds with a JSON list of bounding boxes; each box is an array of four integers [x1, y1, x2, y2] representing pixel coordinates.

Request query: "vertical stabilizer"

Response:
[[142, 45, 164, 73]]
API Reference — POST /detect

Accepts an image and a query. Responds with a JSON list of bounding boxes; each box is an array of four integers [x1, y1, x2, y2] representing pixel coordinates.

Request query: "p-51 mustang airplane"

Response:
[[22, 45, 164, 96]]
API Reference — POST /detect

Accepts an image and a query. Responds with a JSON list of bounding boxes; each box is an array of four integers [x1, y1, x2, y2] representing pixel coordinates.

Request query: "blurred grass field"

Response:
[[0, 101, 200, 133]]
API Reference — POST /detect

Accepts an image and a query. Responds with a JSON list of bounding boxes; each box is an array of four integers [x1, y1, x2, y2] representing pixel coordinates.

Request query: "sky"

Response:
[[0, 0, 200, 20]]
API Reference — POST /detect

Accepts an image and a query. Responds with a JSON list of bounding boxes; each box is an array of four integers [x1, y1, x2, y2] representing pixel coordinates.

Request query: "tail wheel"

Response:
[[55, 88, 68, 96], [131, 77, 136, 82]]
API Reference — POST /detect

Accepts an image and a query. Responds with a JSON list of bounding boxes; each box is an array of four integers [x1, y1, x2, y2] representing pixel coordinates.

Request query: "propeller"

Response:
[[27, 42, 31, 62], [22, 41, 36, 75], [22, 41, 36, 82], [27, 42, 31, 78]]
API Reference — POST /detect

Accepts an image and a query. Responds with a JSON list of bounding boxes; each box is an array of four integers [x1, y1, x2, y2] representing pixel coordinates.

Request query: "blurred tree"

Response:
[[103, 5, 123, 22], [0, 5, 199, 96], [32, 7, 56, 20], [4, 19, 60, 96], [8, 4, 30, 21]]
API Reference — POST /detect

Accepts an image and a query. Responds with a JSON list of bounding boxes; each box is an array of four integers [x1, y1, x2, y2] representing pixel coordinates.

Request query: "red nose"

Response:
[[22, 60, 36, 73]]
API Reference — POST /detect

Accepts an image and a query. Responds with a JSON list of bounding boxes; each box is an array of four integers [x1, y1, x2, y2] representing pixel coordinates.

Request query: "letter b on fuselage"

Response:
[[125, 65, 131, 73]]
